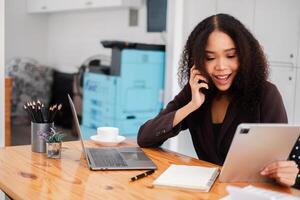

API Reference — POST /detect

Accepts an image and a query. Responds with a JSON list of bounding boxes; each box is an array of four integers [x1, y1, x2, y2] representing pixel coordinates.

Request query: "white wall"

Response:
[[47, 4, 165, 72], [164, 0, 184, 105], [182, 0, 217, 42], [5, 1, 165, 73], [0, 0, 5, 148], [5, 0, 49, 65]]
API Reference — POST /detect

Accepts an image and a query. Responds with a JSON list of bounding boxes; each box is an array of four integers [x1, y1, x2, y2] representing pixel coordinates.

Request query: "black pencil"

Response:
[[50, 104, 57, 122], [24, 100, 63, 123], [37, 99, 41, 106], [38, 106, 44, 123], [31, 105, 39, 123], [23, 105, 35, 123], [41, 104, 47, 123], [130, 170, 155, 182], [48, 106, 53, 123], [27, 102, 37, 122], [51, 104, 62, 122]]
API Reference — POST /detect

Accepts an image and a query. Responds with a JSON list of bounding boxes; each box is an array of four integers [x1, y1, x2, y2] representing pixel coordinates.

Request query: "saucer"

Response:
[[90, 135, 126, 146]]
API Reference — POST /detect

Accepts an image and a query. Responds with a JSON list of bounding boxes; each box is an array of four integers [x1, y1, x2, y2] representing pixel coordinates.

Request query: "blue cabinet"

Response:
[[81, 48, 165, 139]]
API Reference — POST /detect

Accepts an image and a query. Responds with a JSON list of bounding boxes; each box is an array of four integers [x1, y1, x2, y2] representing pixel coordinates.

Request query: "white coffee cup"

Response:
[[97, 127, 119, 142]]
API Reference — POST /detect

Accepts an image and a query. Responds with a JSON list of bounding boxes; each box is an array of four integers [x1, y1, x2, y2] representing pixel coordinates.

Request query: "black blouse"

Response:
[[212, 123, 222, 138], [289, 138, 300, 188], [138, 81, 300, 189]]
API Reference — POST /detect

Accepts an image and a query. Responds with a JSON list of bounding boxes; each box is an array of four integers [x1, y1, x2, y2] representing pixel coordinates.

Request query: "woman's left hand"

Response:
[[261, 161, 299, 187]]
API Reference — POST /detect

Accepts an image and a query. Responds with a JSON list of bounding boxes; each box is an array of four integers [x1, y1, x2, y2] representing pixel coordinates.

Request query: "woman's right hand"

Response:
[[188, 66, 209, 111]]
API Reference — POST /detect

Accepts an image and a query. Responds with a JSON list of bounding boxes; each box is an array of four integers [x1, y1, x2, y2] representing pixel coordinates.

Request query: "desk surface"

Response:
[[0, 140, 299, 200]]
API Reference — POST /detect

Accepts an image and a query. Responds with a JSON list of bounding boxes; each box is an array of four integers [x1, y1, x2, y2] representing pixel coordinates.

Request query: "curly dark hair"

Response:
[[178, 13, 268, 112]]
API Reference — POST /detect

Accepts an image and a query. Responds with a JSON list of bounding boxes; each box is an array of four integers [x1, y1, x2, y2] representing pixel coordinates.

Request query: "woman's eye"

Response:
[[206, 57, 215, 61], [227, 55, 236, 59]]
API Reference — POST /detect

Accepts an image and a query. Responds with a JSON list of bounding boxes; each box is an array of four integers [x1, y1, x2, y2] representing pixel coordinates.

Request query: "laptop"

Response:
[[68, 95, 157, 170], [219, 123, 300, 182]]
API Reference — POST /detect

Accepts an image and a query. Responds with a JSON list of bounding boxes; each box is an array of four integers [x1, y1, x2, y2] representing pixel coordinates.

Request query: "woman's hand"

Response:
[[188, 66, 209, 111], [260, 161, 299, 187]]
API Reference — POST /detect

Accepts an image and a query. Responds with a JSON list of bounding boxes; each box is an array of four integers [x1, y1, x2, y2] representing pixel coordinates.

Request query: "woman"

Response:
[[137, 14, 300, 188]]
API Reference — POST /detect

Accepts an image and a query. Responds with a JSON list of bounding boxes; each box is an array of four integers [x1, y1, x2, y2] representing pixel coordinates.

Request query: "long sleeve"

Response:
[[260, 82, 288, 123], [137, 84, 191, 147]]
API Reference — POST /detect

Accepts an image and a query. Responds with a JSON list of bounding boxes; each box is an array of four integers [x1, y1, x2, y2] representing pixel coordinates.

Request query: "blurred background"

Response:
[[3, 0, 300, 158]]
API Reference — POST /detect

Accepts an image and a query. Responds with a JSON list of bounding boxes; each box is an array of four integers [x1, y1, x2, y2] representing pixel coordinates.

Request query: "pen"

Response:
[[130, 169, 155, 182]]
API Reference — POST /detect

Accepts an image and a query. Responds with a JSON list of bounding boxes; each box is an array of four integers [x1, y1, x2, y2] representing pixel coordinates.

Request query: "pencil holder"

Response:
[[31, 122, 54, 153]]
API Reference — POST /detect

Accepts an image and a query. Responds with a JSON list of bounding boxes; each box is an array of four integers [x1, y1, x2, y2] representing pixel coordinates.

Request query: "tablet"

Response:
[[219, 123, 300, 182]]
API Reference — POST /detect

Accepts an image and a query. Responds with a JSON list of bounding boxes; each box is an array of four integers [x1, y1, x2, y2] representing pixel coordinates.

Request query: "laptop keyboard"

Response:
[[89, 149, 128, 167]]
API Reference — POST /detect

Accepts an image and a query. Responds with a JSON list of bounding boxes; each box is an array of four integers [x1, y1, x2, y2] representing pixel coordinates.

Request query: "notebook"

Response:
[[153, 164, 220, 192]]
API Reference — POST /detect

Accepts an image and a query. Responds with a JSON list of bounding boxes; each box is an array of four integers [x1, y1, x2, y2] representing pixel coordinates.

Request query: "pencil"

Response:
[[130, 170, 155, 182], [27, 102, 37, 122], [41, 104, 46, 122], [24, 100, 63, 123], [51, 104, 62, 122], [24, 105, 35, 123], [38, 106, 44, 123]]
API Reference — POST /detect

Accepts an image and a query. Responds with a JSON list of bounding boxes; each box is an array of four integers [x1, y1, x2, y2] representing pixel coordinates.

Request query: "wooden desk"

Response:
[[0, 140, 299, 200]]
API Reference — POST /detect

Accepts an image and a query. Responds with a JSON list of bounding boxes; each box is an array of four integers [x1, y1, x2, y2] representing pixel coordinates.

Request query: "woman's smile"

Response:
[[212, 73, 232, 85]]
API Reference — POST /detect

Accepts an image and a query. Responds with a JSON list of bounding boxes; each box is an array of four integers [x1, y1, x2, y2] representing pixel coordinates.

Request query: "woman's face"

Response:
[[204, 30, 239, 92]]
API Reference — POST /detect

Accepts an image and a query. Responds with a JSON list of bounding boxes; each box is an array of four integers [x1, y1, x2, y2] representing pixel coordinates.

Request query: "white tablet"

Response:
[[219, 123, 300, 182]]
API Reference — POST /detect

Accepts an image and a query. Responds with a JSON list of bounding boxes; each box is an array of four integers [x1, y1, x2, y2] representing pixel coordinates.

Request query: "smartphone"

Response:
[[193, 66, 211, 95], [198, 79, 209, 95]]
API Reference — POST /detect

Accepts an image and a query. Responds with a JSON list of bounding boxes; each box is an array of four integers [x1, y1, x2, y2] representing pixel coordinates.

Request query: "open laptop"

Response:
[[68, 95, 157, 170], [219, 123, 300, 182]]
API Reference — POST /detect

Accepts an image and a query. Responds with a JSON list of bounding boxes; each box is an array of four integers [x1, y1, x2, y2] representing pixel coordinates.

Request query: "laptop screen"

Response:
[[68, 94, 89, 159]]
